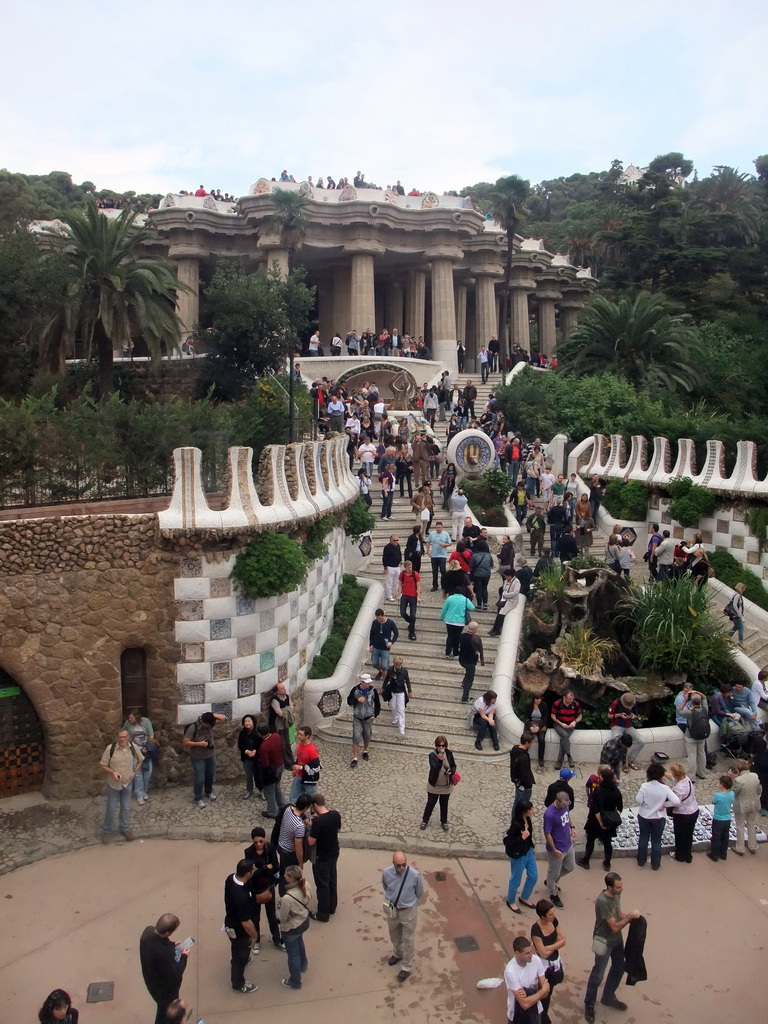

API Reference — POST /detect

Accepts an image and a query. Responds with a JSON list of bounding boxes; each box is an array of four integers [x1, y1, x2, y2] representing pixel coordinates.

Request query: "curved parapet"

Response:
[[603, 434, 629, 480], [692, 439, 726, 490], [623, 436, 648, 480], [221, 446, 270, 528], [567, 435, 596, 478], [723, 440, 759, 496], [583, 434, 611, 477], [670, 438, 696, 480], [643, 437, 674, 488], [159, 447, 224, 532]]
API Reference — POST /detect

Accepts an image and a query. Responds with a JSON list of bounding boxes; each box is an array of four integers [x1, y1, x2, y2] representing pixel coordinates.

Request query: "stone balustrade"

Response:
[[158, 436, 358, 534]]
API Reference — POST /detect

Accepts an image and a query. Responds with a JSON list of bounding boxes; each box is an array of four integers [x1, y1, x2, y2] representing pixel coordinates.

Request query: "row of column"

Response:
[[173, 250, 585, 364]]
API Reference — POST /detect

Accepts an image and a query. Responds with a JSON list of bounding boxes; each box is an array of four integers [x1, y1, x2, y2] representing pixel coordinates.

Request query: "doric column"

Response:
[[386, 280, 404, 333], [455, 283, 468, 349], [475, 273, 498, 354], [558, 288, 585, 343], [264, 248, 289, 281], [510, 283, 532, 352], [431, 258, 457, 367], [406, 269, 426, 342], [534, 278, 563, 357], [333, 263, 351, 337], [316, 274, 333, 346], [349, 252, 376, 333], [174, 257, 200, 337]]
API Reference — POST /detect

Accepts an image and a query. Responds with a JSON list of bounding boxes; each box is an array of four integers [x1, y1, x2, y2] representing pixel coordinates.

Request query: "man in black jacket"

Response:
[[382, 534, 402, 603], [509, 732, 536, 817], [139, 913, 190, 1024], [558, 526, 580, 563]]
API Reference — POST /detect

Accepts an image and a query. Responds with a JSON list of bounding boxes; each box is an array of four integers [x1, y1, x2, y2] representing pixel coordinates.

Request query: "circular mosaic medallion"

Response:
[[447, 429, 495, 479]]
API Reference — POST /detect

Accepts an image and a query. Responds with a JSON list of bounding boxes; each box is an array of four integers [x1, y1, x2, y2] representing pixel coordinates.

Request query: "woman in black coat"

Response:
[[578, 766, 623, 870], [524, 694, 550, 768], [419, 734, 457, 833], [404, 524, 425, 574]]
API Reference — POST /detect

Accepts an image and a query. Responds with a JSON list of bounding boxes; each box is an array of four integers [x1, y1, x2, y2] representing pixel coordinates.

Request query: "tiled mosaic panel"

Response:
[[277, 663, 288, 684], [178, 601, 204, 621], [278, 623, 289, 646], [238, 636, 256, 657], [238, 676, 256, 698], [260, 609, 275, 630], [211, 661, 231, 681], [260, 650, 275, 672], [210, 619, 231, 640], [236, 595, 255, 616], [290, 636, 298, 656], [182, 683, 205, 704], [210, 577, 231, 598], [318, 690, 342, 717], [211, 701, 233, 720], [182, 642, 205, 663], [260, 690, 274, 712], [180, 557, 203, 577]]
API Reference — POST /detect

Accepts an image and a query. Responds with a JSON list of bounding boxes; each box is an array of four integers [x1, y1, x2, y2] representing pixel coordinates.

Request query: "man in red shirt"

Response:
[[397, 559, 421, 641], [258, 724, 286, 818], [289, 727, 321, 803], [194, 185, 208, 196]]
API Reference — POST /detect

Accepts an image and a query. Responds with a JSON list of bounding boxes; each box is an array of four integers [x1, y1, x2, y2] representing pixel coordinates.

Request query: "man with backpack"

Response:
[[678, 692, 710, 779], [99, 728, 144, 842]]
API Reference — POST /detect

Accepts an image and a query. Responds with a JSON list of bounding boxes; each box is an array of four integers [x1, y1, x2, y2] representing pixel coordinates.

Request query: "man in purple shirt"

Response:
[[543, 791, 576, 908]]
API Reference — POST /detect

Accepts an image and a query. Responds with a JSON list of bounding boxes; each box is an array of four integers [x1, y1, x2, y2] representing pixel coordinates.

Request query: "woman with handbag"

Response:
[[578, 766, 623, 870], [531, 899, 566, 1024], [489, 569, 521, 637], [419, 735, 457, 833], [504, 799, 538, 913], [277, 865, 313, 989], [469, 539, 494, 610], [665, 761, 700, 863]]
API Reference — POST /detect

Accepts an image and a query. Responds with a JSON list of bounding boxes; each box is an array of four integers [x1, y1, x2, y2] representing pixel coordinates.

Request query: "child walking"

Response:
[[708, 774, 735, 861]]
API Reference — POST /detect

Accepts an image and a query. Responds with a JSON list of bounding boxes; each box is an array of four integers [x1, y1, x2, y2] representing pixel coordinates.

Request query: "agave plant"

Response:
[[557, 625, 617, 677]]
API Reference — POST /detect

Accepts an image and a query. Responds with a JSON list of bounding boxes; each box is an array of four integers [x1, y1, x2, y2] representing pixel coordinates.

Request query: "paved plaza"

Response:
[[2, 747, 767, 1024]]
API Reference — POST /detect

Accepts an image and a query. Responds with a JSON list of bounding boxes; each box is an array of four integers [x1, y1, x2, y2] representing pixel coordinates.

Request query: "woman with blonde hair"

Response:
[[666, 761, 700, 864], [277, 865, 313, 990]]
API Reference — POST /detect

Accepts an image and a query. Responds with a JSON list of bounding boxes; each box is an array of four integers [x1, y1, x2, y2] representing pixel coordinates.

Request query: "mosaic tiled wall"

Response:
[[173, 528, 346, 724]]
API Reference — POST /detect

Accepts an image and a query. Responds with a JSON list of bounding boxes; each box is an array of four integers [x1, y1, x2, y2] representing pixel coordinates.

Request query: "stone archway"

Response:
[[0, 667, 45, 797]]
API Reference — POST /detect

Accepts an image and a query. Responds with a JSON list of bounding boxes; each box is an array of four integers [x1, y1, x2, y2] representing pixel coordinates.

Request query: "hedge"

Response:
[[708, 549, 768, 612], [308, 575, 367, 678]]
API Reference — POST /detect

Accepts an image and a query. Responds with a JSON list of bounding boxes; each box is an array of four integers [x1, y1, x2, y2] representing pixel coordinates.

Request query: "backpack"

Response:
[[724, 598, 738, 621], [688, 706, 711, 740]]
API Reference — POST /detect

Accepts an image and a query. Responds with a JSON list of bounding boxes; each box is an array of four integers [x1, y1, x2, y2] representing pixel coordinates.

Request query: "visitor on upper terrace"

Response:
[[194, 185, 207, 196]]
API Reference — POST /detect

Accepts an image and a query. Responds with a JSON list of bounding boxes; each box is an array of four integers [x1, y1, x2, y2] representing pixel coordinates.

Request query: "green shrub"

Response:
[[344, 496, 376, 541], [746, 505, 768, 555], [667, 477, 717, 527], [482, 468, 511, 506], [231, 531, 309, 599], [303, 515, 337, 561], [482, 507, 508, 527], [708, 549, 768, 612], [462, 481, 496, 512], [308, 575, 366, 678], [568, 555, 608, 570], [602, 479, 648, 521]]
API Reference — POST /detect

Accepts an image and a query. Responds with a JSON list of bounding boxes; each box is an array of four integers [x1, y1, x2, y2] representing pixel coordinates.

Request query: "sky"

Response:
[[2, 0, 767, 198]]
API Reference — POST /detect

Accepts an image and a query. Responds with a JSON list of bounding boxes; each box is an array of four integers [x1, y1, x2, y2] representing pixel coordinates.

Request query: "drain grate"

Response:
[[454, 935, 479, 953], [434, 871, 446, 881], [86, 982, 114, 1003]]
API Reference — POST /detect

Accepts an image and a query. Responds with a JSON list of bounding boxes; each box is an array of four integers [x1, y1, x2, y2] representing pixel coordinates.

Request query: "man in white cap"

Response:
[[346, 673, 381, 768]]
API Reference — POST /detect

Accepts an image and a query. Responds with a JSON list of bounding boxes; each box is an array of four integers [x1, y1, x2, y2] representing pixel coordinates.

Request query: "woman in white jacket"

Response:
[[489, 570, 521, 637], [635, 762, 679, 870]]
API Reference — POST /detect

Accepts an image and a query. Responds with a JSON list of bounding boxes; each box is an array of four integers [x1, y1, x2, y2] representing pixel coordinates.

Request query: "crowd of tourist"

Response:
[[177, 185, 238, 203], [277, 170, 422, 195]]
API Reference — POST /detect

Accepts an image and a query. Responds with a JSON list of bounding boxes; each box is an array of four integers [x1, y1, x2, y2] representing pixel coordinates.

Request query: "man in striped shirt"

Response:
[[551, 692, 582, 770], [276, 794, 311, 879]]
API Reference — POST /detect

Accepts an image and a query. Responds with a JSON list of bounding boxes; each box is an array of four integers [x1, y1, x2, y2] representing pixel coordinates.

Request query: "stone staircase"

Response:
[[315, 369, 510, 759]]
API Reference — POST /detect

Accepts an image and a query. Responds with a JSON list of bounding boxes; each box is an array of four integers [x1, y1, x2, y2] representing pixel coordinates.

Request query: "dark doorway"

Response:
[[121, 648, 148, 715], [0, 670, 45, 797]]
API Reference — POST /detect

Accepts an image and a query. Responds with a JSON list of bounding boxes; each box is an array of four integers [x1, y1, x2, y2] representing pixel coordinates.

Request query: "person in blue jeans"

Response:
[[583, 873, 641, 1023], [277, 866, 312, 990], [635, 762, 680, 870], [183, 711, 226, 809], [504, 800, 538, 913], [708, 774, 735, 861]]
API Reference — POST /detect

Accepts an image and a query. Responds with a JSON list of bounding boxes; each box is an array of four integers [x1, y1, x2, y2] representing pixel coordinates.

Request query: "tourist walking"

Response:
[[636, 762, 680, 869], [725, 582, 747, 646], [531, 899, 566, 1024], [381, 852, 425, 982], [182, 711, 226, 809], [469, 538, 494, 610], [99, 728, 143, 842], [122, 707, 157, 803], [237, 715, 262, 801], [543, 791, 576, 908], [369, 607, 399, 679], [382, 534, 402, 602], [382, 656, 413, 735], [583, 872, 641, 1023], [665, 762, 699, 863], [730, 759, 761, 855], [578, 766, 623, 871], [504, 799, 538, 914], [139, 914, 190, 1024], [308, 792, 341, 921], [551, 691, 582, 769], [397, 559, 420, 640], [404, 524, 425, 573], [458, 620, 484, 702], [441, 590, 474, 658], [419, 734, 457, 832], [277, 865, 313, 989], [510, 731, 535, 817], [347, 673, 381, 767], [427, 520, 452, 591]]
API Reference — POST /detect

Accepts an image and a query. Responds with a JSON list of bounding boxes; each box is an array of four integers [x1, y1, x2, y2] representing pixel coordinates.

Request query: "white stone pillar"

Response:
[[406, 269, 426, 342], [538, 298, 558, 357], [431, 258, 457, 367], [510, 285, 531, 352], [349, 252, 376, 333], [264, 248, 289, 281], [455, 283, 467, 349], [475, 274, 498, 351], [333, 263, 351, 337], [175, 257, 200, 337], [386, 280, 404, 334]]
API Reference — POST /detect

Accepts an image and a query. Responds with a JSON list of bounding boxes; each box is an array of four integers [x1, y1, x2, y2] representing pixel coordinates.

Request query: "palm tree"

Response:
[[488, 175, 531, 360], [268, 188, 310, 271], [40, 204, 184, 396], [267, 188, 310, 441], [558, 291, 699, 392], [692, 166, 765, 244]]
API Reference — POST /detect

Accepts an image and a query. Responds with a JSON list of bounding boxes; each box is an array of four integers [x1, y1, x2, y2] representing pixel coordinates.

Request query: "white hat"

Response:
[[358, 673, 373, 683]]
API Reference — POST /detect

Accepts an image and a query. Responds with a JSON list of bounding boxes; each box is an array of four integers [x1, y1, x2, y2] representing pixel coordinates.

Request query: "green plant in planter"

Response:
[[482, 507, 508, 527], [232, 531, 309, 599], [535, 566, 568, 601], [556, 625, 617, 676], [602, 479, 648, 521], [344, 496, 376, 541], [667, 477, 717, 528], [568, 555, 608, 570], [308, 574, 366, 678], [482, 468, 512, 506], [303, 515, 336, 561]]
